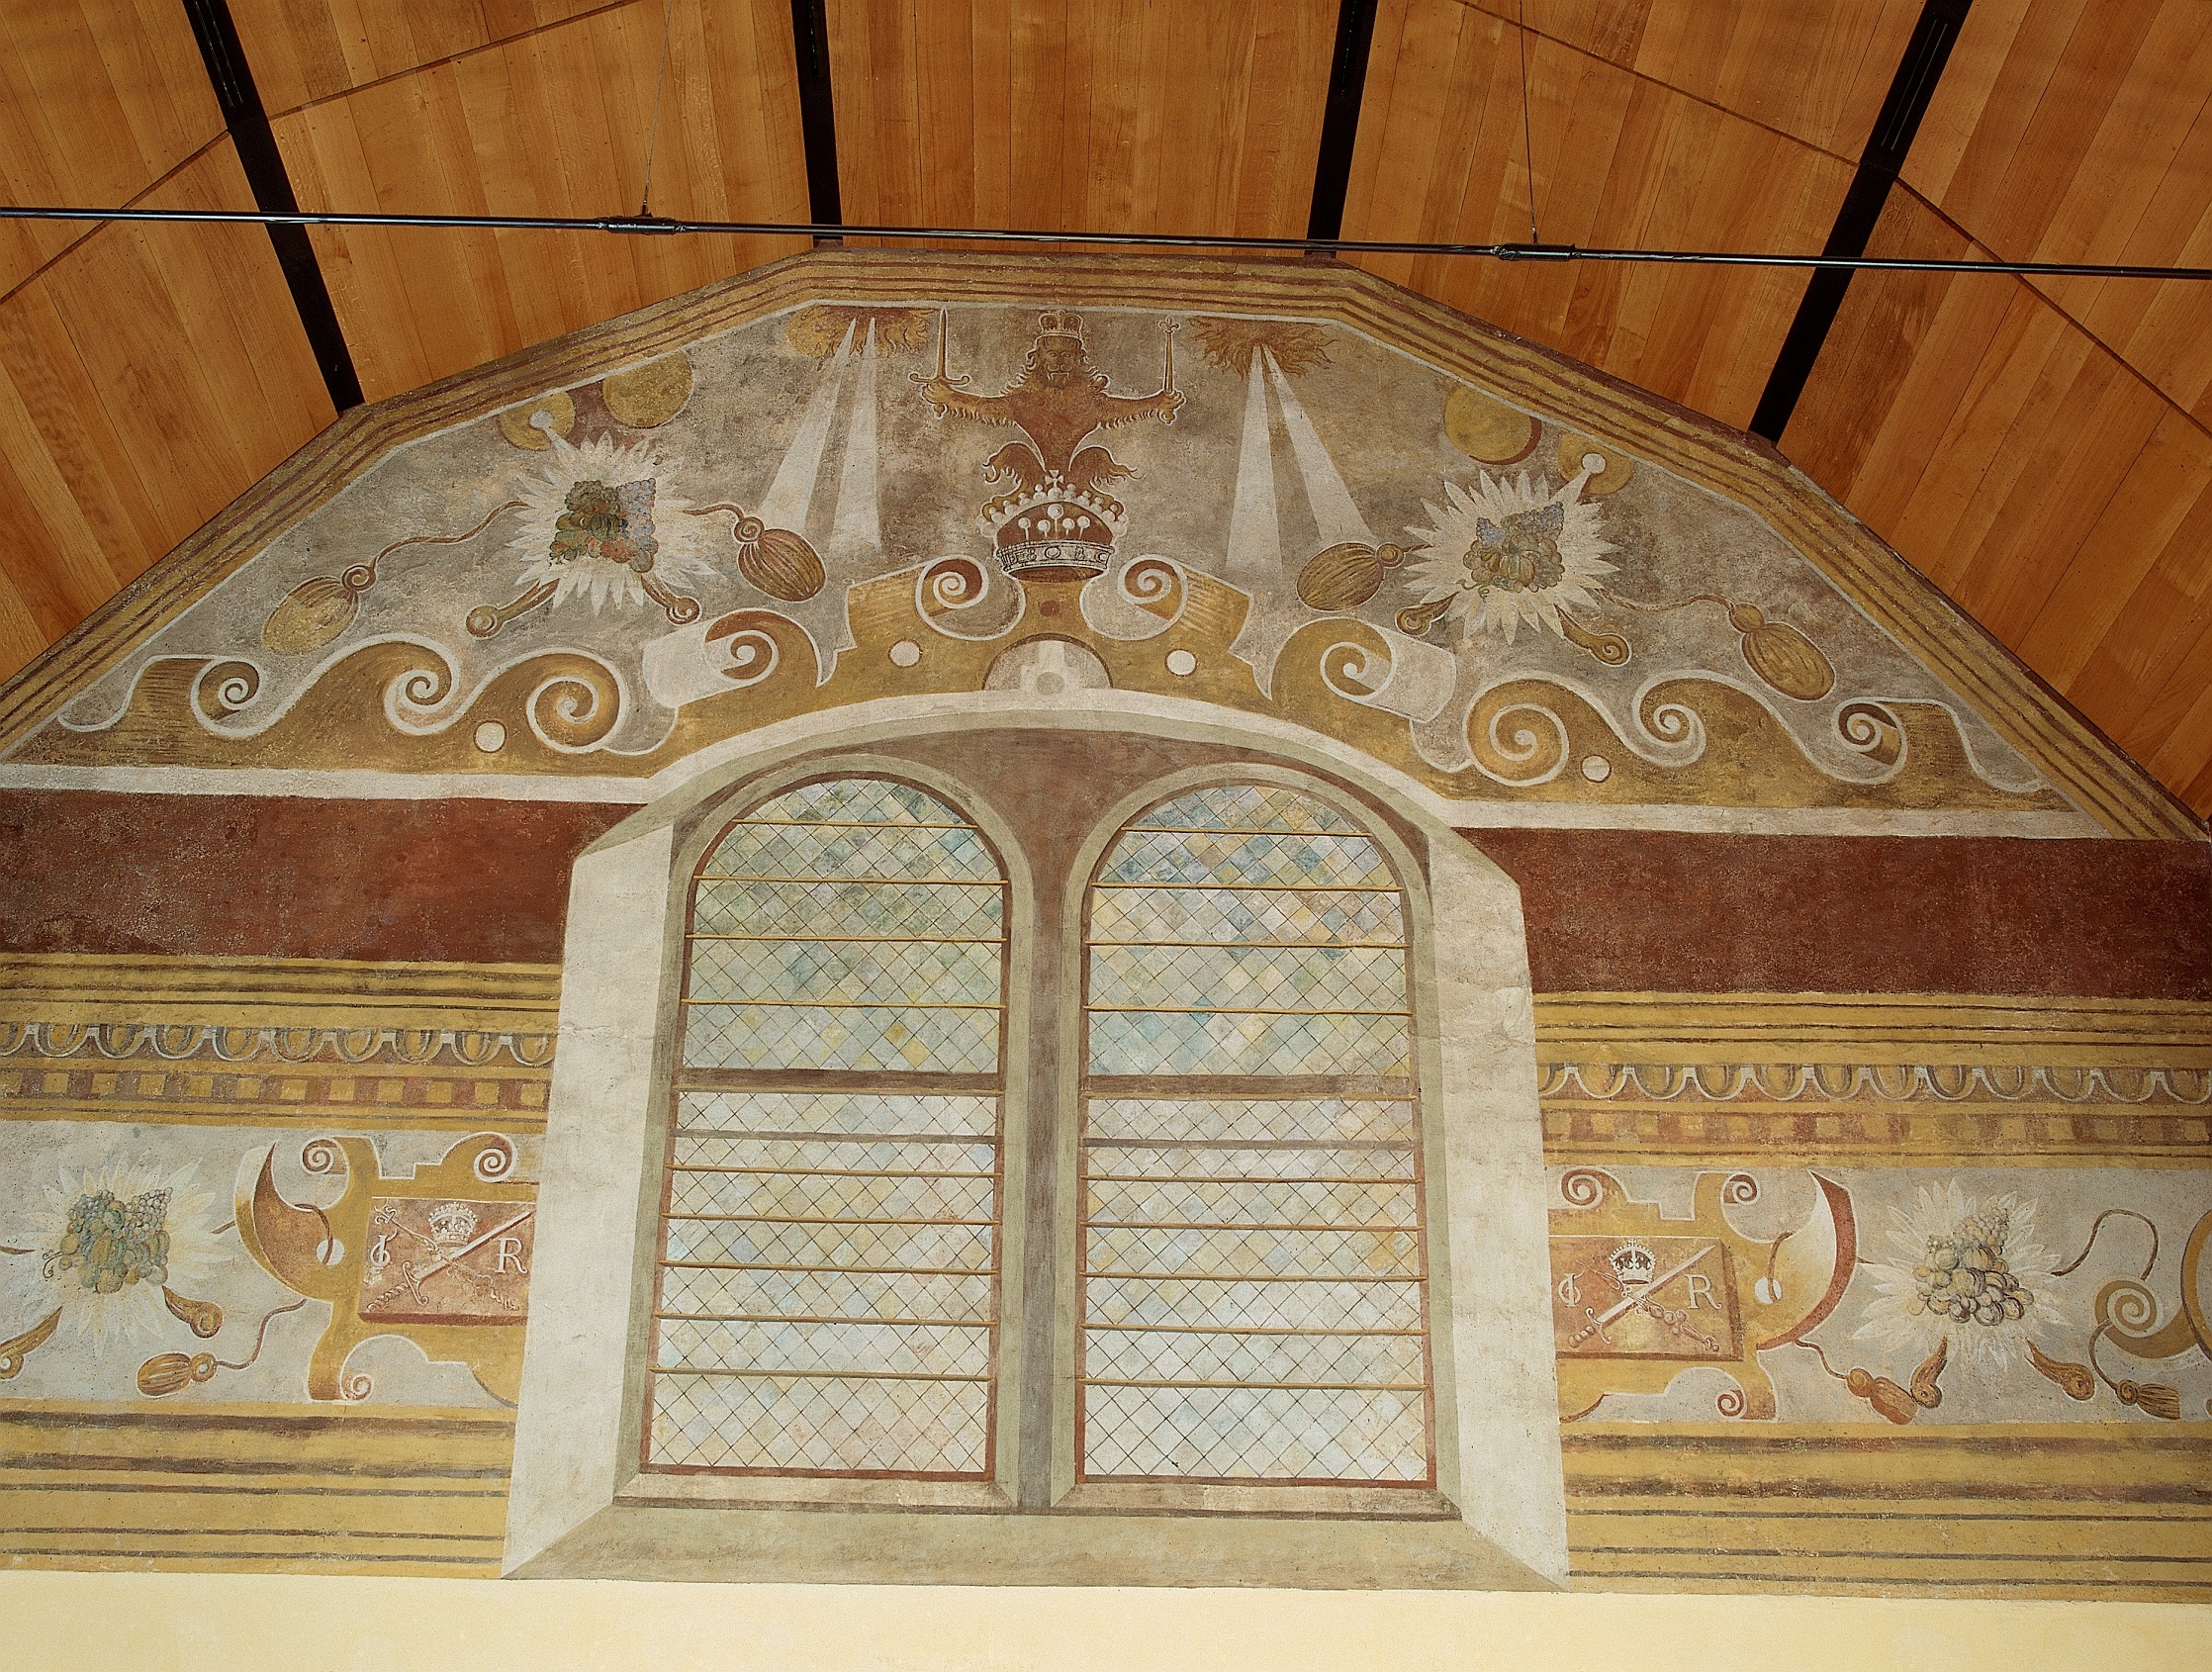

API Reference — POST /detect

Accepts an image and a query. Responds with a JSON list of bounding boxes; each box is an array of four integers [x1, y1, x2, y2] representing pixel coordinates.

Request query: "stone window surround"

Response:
[[507, 704, 1565, 1588]]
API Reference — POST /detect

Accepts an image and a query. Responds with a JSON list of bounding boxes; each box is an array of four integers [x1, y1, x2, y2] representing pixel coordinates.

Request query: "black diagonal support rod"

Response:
[[1308, 0, 1381, 242], [1749, 0, 1971, 442], [790, 0, 843, 242], [180, 0, 361, 412]]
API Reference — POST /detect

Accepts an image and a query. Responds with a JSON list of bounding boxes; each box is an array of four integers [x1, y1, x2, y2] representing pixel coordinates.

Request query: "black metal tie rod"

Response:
[[9, 204, 2211, 282]]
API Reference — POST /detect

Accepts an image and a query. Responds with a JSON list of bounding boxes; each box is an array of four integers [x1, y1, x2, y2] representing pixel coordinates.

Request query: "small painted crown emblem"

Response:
[[1608, 1240, 1656, 1288], [981, 475, 1126, 580], [427, 1201, 480, 1249], [1037, 309, 1083, 340]]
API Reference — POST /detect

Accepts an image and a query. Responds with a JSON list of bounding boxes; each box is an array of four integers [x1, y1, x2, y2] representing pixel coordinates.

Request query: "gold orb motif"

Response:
[[602, 352, 694, 427], [1443, 385, 1539, 465], [1558, 432, 1635, 496], [496, 391, 576, 450]]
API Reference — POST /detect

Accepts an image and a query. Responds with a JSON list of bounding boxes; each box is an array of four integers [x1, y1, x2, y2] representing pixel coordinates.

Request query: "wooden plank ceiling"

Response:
[[0, 0, 2207, 819]]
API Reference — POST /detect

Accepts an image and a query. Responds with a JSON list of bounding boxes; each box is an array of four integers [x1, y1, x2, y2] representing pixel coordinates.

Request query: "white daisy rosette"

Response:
[[12, 1161, 221, 1351], [507, 432, 715, 612], [1854, 1180, 2066, 1376], [1403, 469, 1616, 643]]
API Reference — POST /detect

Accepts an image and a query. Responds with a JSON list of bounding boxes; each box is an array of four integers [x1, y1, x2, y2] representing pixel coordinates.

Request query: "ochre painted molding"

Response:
[[1539, 1101, 2212, 1167], [0, 251, 2194, 839], [0, 953, 560, 1031], [9, 1401, 2201, 1598], [1533, 991, 2212, 1165], [0, 955, 559, 1130], [0, 1401, 511, 1575], [1564, 1422, 2212, 1600], [1534, 991, 2212, 1068]]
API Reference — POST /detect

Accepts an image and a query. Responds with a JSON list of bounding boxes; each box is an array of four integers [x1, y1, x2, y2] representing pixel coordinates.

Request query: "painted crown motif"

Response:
[[981, 475, 1127, 579], [1608, 1240, 1656, 1288], [427, 1201, 481, 1249], [1036, 309, 1084, 339]]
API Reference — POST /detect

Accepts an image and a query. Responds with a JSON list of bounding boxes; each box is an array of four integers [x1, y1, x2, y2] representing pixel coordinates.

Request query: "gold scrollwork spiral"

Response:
[[1465, 690, 1570, 786], [193, 661, 262, 722], [301, 1137, 348, 1175], [1634, 688, 1705, 756], [380, 651, 458, 731], [702, 611, 788, 691], [1838, 700, 1904, 768], [1559, 1168, 1613, 1208], [1320, 639, 1391, 701], [472, 1135, 518, 1182], [1120, 556, 1185, 620], [527, 663, 624, 752]]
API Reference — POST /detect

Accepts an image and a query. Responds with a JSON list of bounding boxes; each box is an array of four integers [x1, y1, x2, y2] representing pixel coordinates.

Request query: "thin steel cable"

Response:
[[1518, 0, 1538, 243], [638, 0, 676, 216], [6, 202, 2212, 279]]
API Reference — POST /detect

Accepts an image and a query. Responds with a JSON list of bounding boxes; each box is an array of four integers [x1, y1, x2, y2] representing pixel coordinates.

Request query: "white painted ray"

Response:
[[1224, 346, 1280, 588], [826, 320, 881, 565], [757, 318, 855, 533], [1269, 346, 1373, 548]]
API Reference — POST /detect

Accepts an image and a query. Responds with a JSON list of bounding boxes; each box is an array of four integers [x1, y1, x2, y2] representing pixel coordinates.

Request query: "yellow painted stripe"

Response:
[[1533, 991, 2212, 1066]]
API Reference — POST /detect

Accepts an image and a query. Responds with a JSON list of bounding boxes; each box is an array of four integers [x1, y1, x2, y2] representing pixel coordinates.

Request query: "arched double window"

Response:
[[510, 723, 1562, 1584], [645, 777, 1009, 1479], [642, 770, 1433, 1495]]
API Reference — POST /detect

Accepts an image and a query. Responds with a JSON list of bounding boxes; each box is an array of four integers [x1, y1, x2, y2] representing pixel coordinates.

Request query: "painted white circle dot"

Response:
[[1165, 648, 1197, 677], [1579, 753, 1612, 783], [889, 638, 922, 668], [473, 720, 507, 753], [1581, 450, 1607, 475], [530, 409, 557, 433]]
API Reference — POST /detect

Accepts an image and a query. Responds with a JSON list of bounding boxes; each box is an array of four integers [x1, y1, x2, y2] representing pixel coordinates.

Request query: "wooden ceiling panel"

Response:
[[1903, 0, 2212, 419], [2145, 623, 2212, 808], [1782, 184, 2212, 815], [229, 0, 620, 116], [1341, 0, 1857, 428], [270, 0, 809, 402], [1773, 0, 2212, 814], [1470, 0, 1922, 159], [0, 0, 224, 294], [0, 139, 331, 683], [826, 0, 1338, 250]]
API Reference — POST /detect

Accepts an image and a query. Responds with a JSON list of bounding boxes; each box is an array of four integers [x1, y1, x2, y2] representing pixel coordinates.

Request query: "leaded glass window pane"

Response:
[[644, 779, 1007, 1479], [1080, 784, 1432, 1487]]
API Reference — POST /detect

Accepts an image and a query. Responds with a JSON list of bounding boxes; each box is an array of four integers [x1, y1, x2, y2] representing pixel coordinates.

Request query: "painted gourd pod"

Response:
[[733, 517, 826, 603], [1729, 604, 1835, 700], [260, 576, 360, 655], [1296, 541, 1405, 611]]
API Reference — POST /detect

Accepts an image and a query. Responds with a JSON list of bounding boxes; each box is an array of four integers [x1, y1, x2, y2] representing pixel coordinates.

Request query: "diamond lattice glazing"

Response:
[[1079, 785, 1431, 1487], [1128, 784, 1366, 835], [1089, 885, 1401, 947], [1087, 1008, 1410, 1075], [650, 1086, 1001, 1475], [652, 777, 1006, 1479], [1080, 1386, 1428, 1481]]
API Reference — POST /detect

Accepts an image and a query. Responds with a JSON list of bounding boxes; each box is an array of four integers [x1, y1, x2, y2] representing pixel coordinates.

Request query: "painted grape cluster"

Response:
[[1910, 1209, 2031, 1328], [46, 1188, 171, 1295]]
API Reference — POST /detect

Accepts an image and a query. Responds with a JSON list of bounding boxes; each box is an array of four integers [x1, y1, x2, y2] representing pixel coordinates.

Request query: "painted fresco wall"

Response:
[[0, 253, 2206, 1599]]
